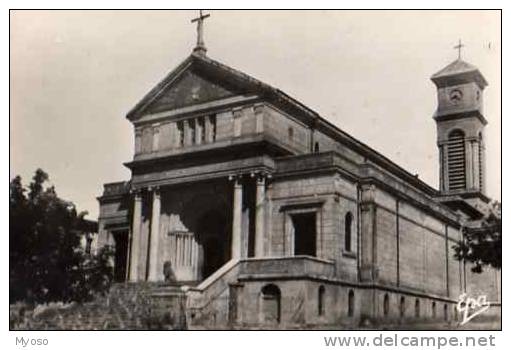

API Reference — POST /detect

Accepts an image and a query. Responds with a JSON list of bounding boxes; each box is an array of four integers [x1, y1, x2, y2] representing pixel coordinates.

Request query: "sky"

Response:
[[10, 10, 501, 219]]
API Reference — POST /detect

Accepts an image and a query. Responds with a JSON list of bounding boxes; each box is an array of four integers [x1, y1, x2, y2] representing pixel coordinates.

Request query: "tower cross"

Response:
[[454, 39, 464, 59], [191, 10, 210, 55]]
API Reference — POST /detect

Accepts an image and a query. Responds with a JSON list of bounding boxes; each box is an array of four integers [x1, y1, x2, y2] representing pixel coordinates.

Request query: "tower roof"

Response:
[[431, 58, 488, 89]]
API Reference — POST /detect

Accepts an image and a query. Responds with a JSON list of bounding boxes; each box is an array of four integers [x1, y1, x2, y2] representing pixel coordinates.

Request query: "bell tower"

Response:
[[431, 53, 488, 198]]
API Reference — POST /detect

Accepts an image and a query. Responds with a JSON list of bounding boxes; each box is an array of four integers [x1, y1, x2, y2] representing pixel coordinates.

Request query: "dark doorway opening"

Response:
[[292, 212, 317, 256], [198, 210, 230, 280], [112, 231, 128, 282]]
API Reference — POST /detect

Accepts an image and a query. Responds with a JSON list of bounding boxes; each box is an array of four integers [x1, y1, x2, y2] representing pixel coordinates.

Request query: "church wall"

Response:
[[235, 280, 363, 328], [464, 263, 501, 303], [98, 200, 128, 220], [376, 207, 398, 284], [313, 130, 338, 153], [370, 194, 449, 297], [424, 230, 448, 295], [264, 106, 310, 153], [333, 179, 359, 281], [268, 174, 359, 281], [158, 121, 176, 150], [229, 279, 461, 328], [269, 175, 335, 256], [240, 106, 257, 135], [398, 217, 426, 291], [445, 226, 465, 301], [141, 126, 153, 153], [216, 110, 234, 141]]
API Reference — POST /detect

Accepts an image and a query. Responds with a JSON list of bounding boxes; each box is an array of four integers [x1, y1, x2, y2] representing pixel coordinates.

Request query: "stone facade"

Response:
[[97, 51, 500, 329]]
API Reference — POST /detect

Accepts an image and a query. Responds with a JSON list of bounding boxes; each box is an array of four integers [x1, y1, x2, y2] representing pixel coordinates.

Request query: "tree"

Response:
[[454, 201, 501, 273], [10, 169, 113, 304]]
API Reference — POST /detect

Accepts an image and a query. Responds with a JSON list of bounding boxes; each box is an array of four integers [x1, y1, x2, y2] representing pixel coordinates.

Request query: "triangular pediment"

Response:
[[144, 68, 238, 115], [128, 54, 260, 120]]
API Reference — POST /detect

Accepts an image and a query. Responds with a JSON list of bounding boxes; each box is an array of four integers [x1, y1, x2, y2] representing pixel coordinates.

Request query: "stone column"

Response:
[[148, 188, 161, 282], [230, 175, 243, 259], [129, 192, 142, 282], [254, 174, 266, 257]]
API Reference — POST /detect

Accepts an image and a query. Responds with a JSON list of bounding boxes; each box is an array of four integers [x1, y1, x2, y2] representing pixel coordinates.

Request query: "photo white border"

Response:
[[3, 1, 507, 349]]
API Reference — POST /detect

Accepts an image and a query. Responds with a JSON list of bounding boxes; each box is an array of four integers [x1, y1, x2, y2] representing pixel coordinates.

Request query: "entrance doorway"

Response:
[[292, 212, 317, 256], [112, 231, 129, 282], [197, 210, 230, 279]]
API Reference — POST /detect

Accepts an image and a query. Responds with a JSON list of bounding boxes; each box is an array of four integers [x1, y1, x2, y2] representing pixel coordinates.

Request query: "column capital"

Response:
[[130, 189, 143, 198], [360, 183, 376, 203], [148, 186, 161, 194], [253, 102, 265, 113], [228, 174, 243, 183], [232, 106, 244, 114], [250, 170, 273, 182]]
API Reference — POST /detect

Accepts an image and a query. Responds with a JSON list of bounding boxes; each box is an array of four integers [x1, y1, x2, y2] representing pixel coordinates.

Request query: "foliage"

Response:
[[10, 169, 114, 304], [454, 201, 501, 273]]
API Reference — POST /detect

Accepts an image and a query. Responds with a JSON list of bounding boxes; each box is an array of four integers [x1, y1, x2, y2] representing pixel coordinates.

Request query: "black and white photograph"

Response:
[[7, 6, 504, 347]]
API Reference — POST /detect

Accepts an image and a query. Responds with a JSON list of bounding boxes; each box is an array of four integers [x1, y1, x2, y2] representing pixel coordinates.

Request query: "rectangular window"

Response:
[[177, 121, 184, 147], [209, 114, 217, 141], [198, 117, 206, 144], [292, 212, 317, 256], [189, 119, 196, 145]]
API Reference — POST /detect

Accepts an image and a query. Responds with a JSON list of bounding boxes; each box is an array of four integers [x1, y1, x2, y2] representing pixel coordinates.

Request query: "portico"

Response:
[[126, 172, 270, 283]]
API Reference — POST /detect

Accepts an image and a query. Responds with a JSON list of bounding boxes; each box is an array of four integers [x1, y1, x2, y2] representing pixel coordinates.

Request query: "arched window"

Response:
[[383, 294, 390, 317], [348, 290, 355, 317], [447, 129, 466, 190], [415, 299, 420, 318], [399, 296, 406, 318], [344, 212, 353, 252], [443, 304, 448, 321], [432, 301, 436, 318], [314, 142, 320, 153], [318, 286, 325, 316], [260, 284, 281, 324]]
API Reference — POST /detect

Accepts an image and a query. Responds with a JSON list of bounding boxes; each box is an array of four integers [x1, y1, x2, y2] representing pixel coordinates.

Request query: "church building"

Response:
[[97, 14, 500, 328]]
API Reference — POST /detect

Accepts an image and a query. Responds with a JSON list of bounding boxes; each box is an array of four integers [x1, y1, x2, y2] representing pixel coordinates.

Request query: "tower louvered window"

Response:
[[447, 130, 466, 190], [479, 133, 484, 190]]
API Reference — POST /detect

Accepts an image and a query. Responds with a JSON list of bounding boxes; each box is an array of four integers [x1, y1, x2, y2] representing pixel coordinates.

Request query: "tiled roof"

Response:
[[431, 58, 487, 88], [431, 58, 478, 78]]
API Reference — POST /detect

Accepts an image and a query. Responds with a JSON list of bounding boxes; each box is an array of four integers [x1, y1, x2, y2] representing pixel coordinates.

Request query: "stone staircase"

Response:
[[12, 283, 188, 330]]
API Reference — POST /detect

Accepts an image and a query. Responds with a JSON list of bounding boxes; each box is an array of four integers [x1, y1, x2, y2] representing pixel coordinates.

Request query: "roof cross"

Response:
[[191, 10, 210, 56], [454, 39, 464, 59]]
